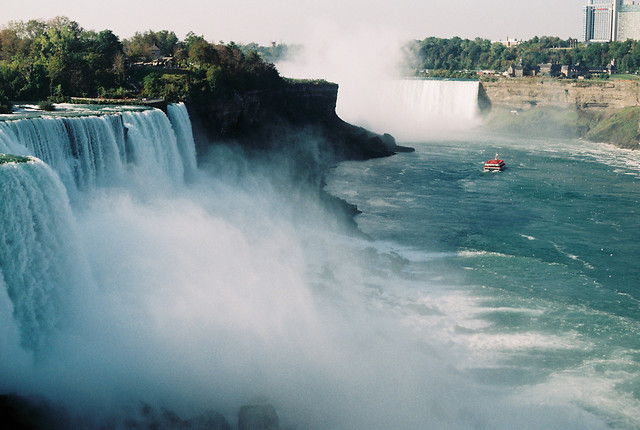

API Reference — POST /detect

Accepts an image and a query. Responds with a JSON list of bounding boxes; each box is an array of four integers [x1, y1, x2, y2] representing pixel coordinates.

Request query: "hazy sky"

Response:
[[3, 0, 586, 44]]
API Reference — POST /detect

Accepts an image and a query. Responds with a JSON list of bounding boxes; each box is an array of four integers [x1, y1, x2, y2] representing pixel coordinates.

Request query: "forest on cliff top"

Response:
[[405, 36, 640, 77], [0, 17, 284, 113]]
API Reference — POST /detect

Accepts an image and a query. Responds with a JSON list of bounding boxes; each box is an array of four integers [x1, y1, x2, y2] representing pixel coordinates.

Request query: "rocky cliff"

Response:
[[187, 81, 411, 162], [481, 79, 640, 111], [480, 79, 640, 148]]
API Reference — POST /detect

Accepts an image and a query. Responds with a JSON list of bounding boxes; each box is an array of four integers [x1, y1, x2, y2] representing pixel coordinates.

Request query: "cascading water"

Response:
[[0, 107, 192, 195], [0, 101, 619, 429], [167, 102, 198, 182], [337, 79, 481, 141], [0, 115, 126, 193], [0, 104, 192, 354], [0, 158, 90, 352], [122, 109, 185, 183]]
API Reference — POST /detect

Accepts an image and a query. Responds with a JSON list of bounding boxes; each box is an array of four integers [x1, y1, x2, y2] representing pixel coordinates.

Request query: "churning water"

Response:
[[325, 133, 640, 429]]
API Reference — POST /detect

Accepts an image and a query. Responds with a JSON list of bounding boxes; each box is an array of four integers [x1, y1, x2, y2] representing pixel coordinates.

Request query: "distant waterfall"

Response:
[[0, 159, 89, 351], [337, 79, 481, 141], [167, 103, 198, 182]]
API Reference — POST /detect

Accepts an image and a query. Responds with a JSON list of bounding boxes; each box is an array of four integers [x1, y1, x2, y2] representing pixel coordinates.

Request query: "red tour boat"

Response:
[[484, 154, 506, 172]]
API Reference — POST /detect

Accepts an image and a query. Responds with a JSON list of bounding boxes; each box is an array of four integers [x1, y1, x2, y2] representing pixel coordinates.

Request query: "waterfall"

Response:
[[0, 106, 193, 194], [0, 115, 126, 193], [0, 104, 198, 352], [336, 79, 481, 141], [122, 109, 185, 183], [167, 103, 198, 182], [0, 158, 89, 351]]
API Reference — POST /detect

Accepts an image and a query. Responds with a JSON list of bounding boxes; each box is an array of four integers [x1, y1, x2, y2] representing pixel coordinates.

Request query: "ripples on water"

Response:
[[325, 133, 640, 428]]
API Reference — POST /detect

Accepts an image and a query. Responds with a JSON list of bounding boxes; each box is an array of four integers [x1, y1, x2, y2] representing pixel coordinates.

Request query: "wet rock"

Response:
[[238, 404, 279, 430]]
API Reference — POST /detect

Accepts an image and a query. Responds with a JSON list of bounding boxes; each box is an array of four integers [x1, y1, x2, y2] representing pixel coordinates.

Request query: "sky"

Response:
[[3, 0, 587, 45]]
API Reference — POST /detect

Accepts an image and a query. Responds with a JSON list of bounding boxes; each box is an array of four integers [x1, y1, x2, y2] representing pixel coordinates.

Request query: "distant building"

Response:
[[495, 37, 523, 48], [582, 0, 640, 42], [149, 44, 162, 61], [618, 2, 640, 40], [504, 59, 531, 78], [561, 63, 589, 78], [538, 63, 562, 77]]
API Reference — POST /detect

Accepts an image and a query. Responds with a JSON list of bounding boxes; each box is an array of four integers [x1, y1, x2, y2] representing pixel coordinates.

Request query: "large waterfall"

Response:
[[337, 79, 481, 141], [0, 103, 197, 195], [0, 103, 197, 354], [0, 158, 89, 352]]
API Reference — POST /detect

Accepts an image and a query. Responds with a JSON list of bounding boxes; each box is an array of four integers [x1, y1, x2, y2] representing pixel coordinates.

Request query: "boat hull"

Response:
[[484, 160, 505, 171]]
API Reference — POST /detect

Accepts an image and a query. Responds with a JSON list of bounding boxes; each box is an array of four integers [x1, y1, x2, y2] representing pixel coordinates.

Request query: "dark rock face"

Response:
[[122, 404, 231, 430], [187, 82, 413, 164], [238, 404, 280, 430], [0, 394, 53, 430], [0, 395, 232, 430]]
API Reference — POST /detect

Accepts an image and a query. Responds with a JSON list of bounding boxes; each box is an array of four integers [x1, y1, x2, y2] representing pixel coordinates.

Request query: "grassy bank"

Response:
[[483, 107, 589, 138], [483, 105, 640, 149], [585, 107, 640, 149], [0, 154, 32, 164]]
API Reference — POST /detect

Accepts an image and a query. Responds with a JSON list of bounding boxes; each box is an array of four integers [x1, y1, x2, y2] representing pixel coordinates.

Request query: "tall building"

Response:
[[582, 0, 640, 42], [582, 0, 619, 42], [618, 2, 640, 40]]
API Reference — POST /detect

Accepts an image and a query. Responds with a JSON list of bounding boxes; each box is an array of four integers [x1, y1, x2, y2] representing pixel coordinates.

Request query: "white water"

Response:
[[0, 159, 91, 352], [0, 106, 194, 195], [167, 102, 198, 182], [0, 115, 125, 193], [122, 109, 185, 184], [337, 79, 481, 141]]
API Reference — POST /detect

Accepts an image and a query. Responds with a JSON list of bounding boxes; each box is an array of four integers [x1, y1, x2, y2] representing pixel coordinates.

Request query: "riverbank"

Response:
[[480, 78, 640, 148]]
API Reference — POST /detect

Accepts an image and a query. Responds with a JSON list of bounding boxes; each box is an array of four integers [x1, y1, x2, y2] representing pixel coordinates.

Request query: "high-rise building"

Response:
[[618, 2, 640, 40], [582, 0, 640, 42], [582, 0, 619, 42]]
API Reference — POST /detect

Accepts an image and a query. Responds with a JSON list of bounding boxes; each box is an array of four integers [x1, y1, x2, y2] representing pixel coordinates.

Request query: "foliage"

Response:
[[239, 42, 303, 63], [37, 100, 54, 111], [135, 41, 285, 103], [0, 154, 31, 164], [0, 17, 126, 100], [0, 18, 286, 107], [122, 30, 180, 61], [406, 36, 640, 75], [0, 89, 12, 113]]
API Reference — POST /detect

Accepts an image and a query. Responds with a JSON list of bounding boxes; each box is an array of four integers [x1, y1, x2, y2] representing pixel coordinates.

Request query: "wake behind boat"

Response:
[[484, 154, 506, 171]]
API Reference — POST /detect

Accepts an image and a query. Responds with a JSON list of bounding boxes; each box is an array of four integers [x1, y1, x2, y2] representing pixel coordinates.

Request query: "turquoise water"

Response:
[[325, 134, 640, 428]]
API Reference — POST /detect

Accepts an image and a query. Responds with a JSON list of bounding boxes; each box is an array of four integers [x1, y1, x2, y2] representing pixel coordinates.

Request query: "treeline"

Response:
[[405, 36, 640, 75], [0, 17, 284, 112], [238, 43, 303, 63], [0, 17, 125, 111], [129, 35, 284, 104]]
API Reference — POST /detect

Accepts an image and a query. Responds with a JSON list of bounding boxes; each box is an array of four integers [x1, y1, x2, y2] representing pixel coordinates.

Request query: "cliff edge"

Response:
[[187, 81, 413, 163], [480, 79, 640, 148]]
